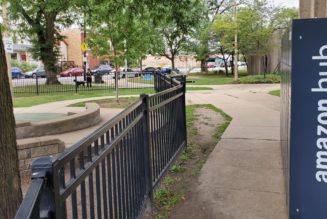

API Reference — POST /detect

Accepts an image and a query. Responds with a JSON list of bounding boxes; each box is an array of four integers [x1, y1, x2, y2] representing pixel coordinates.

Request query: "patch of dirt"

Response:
[[88, 97, 138, 108], [193, 108, 225, 145], [168, 108, 224, 219], [152, 106, 226, 219]]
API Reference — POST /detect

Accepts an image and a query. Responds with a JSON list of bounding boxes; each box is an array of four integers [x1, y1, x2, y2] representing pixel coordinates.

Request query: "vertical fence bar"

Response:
[[140, 94, 153, 204], [79, 151, 87, 219], [75, 75, 78, 94], [182, 76, 187, 147], [36, 76, 39, 96], [69, 159, 78, 219]]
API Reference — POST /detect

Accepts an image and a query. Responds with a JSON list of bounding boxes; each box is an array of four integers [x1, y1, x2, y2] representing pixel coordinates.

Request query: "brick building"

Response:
[[60, 29, 101, 69]]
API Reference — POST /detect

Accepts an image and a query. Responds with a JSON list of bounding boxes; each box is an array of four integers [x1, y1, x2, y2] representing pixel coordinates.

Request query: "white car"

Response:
[[237, 61, 247, 71], [212, 63, 231, 72]]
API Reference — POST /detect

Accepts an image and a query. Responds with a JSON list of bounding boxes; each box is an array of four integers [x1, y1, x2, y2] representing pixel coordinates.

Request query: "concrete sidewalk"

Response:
[[186, 84, 287, 219]]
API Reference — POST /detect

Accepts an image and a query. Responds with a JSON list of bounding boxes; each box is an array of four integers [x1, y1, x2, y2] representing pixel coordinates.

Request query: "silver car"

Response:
[[25, 66, 46, 78]]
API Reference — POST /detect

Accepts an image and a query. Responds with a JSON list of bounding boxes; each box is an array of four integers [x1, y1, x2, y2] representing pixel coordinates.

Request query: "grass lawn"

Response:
[[13, 86, 212, 107], [188, 71, 280, 85], [13, 88, 154, 107], [14, 84, 110, 94], [269, 90, 280, 97]]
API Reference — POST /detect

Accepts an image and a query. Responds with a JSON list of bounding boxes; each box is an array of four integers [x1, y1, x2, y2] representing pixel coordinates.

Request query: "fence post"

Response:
[[75, 75, 78, 94], [32, 156, 55, 218], [154, 72, 157, 92], [36, 76, 39, 96], [181, 75, 187, 148], [140, 93, 153, 213]]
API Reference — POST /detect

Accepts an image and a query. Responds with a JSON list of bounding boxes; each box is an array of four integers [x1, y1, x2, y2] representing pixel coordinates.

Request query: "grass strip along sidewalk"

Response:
[[188, 72, 280, 85], [152, 104, 232, 219]]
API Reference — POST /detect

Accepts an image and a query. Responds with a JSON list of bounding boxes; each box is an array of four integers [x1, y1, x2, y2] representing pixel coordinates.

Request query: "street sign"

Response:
[[4, 38, 13, 53], [81, 42, 87, 53], [291, 18, 327, 219]]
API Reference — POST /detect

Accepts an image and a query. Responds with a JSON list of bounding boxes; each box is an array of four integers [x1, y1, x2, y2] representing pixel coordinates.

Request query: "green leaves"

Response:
[[212, 0, 297, 60], [8, 0, 80, 77], [86, 0, 159, 67]]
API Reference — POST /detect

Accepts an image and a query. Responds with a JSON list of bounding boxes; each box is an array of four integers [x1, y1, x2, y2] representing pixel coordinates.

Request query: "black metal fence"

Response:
[[15, 72, 187, 219], [13, 72, 155, 96]]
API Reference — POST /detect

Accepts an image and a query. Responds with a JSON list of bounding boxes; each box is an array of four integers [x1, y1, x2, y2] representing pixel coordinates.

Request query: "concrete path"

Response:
[[186, 84, 286, 219]]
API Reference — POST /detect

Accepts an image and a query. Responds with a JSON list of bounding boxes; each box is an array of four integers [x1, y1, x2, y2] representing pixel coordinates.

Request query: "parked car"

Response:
[[91, 65, 112, 76], [112, 67, 138, 78], [212, 63, 230, 72], [159, 67, 172, 74], [60, 68, 84, 77], [238, 61, 247, 71], [207, 62, 216, 68], [142, 67, 158, 73], [206, 57, 218, 68], [25, 66, 46, 78], [11, 67, 24, 79]]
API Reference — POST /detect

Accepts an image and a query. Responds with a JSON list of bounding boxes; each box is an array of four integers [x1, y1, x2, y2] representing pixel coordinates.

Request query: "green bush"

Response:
[[236, 74, 281, 84], [11, 60, 37, 72]]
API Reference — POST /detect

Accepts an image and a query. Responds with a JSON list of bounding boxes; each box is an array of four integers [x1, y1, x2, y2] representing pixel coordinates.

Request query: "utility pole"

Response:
[[2, 1, 13, 94], [234, 0, 239, 81]]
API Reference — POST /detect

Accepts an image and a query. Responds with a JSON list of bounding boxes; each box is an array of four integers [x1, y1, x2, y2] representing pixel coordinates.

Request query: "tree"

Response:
[[86, 1, 157, 71], [213, 0, 298, 75], [194, 0, 243, 73], [0, 25, 22, 219], [9, 0, 77, 84], [154, 0, 204, 69]]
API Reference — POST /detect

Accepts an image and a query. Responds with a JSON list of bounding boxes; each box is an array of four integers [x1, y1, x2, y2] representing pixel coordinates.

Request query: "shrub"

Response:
[[236, 74, 281, 84], [11, 60, 37, 72]]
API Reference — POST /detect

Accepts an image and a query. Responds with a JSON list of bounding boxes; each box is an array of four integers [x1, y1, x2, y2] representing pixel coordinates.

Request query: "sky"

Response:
[[272, 0, 299, 8]]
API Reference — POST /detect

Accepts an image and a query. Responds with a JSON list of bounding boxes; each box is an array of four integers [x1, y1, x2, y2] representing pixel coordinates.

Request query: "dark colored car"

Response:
[[11, 67, 24, 79], [91, 65, 112, 76], [142, 67, 158, 73], [158, 67, 180, 75], [60, 68, 84, 77], [25, 66, 46, 78], [112, 67, 136, 79], [159, 67, 173, 74]]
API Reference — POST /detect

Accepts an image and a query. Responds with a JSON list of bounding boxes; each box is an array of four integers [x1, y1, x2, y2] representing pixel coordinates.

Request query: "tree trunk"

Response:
[[139, 59, 143, 72], [42, 14, 60, 84], [200, 59, 208, 73], [171, 54, 175, 69], [0, 26, 23, 219], [220, 47, 229, 76], [230, 53, 234, 76]]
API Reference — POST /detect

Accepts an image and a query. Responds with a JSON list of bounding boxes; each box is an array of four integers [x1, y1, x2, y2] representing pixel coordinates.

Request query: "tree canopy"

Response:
[[153, 0, 204, 68], [212, 0, 298, 74], [8, 0, 79, 83]]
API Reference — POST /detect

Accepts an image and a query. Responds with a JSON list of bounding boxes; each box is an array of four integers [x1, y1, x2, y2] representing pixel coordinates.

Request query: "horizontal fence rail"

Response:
[[15, 72, 187, 219], [13, 72, 155, 96]]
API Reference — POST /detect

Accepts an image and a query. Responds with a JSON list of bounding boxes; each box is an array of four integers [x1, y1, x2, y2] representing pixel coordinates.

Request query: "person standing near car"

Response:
[[86, 68, 92, 87]]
